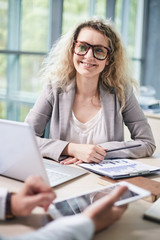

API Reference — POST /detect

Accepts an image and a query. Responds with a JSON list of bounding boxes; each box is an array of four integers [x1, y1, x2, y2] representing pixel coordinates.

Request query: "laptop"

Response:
[[0, 119, 87, 187]]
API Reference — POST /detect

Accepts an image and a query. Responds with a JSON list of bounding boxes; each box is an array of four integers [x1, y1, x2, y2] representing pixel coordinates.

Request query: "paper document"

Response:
[[79, 159, 160, 179]]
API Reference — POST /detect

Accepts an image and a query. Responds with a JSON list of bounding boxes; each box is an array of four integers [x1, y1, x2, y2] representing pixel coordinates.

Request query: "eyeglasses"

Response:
[[73, 40, 111, 61]]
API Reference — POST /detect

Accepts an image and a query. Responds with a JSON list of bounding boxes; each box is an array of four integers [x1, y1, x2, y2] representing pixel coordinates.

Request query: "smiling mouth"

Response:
[[80, 61, 97, 67]]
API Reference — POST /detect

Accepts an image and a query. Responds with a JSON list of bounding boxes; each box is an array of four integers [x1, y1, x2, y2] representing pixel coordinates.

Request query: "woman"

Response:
[[25, 17, 155, 164]]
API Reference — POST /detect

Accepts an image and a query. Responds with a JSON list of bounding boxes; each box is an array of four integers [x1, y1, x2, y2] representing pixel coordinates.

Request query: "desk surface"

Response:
[[1, 156, 160, 240], [144, 111, 160, 119]]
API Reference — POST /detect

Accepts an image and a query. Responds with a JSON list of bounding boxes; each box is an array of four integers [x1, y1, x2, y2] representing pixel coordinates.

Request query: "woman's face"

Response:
[[73, 27, 109, 80]]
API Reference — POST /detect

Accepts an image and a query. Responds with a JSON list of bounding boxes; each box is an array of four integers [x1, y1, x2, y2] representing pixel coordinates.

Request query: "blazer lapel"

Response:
[[100, 85, 117, 140], [59, 82, 75, 140]]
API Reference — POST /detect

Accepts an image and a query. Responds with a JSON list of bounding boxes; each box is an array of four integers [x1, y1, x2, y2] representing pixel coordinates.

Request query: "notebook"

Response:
[[0, 119, 87, 186], [79, 158, 160, 179]]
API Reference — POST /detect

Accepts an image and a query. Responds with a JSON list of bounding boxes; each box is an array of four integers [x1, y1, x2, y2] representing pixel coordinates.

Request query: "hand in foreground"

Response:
[[61, 143, 106, 165], [11, 176, 56, 217], [83, 185, 128, 233]]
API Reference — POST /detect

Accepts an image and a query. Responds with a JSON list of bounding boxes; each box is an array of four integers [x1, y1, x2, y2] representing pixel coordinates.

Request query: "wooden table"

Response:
[[1, 156, 160, 240]]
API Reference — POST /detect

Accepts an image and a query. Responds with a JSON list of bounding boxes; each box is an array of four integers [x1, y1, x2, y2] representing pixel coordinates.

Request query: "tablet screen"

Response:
[[49, 182, 150, 219]]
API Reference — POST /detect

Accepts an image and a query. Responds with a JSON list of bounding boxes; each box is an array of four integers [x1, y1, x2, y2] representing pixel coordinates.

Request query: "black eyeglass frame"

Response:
[[73, 40, 111, 61]]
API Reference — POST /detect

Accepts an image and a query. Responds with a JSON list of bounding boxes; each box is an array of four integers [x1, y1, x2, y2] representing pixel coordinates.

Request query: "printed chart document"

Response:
[[79, 159, 160, 179]]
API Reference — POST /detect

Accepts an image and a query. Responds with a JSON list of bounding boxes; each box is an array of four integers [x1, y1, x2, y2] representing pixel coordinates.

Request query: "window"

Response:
[[62, 0, 146, 84], [115, 0, 146, 84], [0, 0, 50, 121], [62, 0, 106, 33], [0, 0, 147, 121]]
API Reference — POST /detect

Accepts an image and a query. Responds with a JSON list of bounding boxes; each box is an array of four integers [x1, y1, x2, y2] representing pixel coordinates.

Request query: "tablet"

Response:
[[48, 181, 150, 219]]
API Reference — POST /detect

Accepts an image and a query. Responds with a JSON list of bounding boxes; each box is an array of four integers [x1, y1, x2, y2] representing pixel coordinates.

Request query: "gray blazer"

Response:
[[25, 81, 156, 161]]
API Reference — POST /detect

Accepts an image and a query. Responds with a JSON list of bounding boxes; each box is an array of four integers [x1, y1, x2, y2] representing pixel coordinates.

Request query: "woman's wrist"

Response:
[[67, 143, 78, 156], [63, 143, 78, 156]]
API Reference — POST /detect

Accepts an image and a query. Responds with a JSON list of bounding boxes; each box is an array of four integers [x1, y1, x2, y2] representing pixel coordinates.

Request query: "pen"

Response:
[[106, 144, 141, 153]]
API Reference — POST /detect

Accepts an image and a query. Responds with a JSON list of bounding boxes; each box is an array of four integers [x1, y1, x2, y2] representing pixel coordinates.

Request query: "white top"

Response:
[[66, 109, 107, 144]]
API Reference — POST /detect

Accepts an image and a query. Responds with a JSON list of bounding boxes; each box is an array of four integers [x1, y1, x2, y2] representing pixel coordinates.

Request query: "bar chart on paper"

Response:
[[79, 159, 160, 179]]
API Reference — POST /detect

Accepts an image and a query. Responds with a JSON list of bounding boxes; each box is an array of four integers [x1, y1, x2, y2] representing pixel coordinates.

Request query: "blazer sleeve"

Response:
[[25, 85, 69, 161], [7, 214, 94, 240], [100, 88, 156, 159], [0, 187, 8, 220]]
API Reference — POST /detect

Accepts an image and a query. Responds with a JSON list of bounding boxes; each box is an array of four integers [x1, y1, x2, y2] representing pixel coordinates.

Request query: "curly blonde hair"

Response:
[[41, 17, 136, 109]]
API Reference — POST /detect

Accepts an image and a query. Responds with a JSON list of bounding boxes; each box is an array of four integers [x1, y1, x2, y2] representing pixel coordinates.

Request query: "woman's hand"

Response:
[[61, 143, 106, 165], [60, 157, 83, 165]]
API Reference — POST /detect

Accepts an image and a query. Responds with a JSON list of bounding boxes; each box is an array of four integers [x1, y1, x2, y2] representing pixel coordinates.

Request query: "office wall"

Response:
[[144, 0, 160, 99]]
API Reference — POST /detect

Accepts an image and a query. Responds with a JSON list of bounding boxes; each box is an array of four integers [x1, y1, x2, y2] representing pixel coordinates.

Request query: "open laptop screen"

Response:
[[0, 119, 87, 186]]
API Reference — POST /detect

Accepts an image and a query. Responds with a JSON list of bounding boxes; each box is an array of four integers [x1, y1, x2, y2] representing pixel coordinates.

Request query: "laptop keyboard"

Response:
[[47, 168, 69, 181], [43, 160, 71, 186], [43, 159, 87, 187]]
